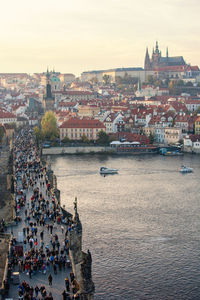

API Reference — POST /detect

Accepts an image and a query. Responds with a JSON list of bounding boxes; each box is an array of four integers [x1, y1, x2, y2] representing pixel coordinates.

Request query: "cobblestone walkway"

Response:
[[7, 141, 73, 300]]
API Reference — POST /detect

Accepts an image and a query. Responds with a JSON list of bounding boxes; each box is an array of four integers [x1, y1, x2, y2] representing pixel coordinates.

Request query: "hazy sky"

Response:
[[0, 0, 199, 75]]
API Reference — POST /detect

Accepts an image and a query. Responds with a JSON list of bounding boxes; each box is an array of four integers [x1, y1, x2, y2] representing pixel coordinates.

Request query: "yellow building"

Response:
[[59, 118, 105, 141], [195, 116, 200, 134], [143, 126, 154, 137], [78, 105, 100, 118]]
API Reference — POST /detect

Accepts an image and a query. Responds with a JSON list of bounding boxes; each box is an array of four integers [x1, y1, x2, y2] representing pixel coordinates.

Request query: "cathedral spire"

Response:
[[155, 41, 159, 54], [156, 41, 158, 49], [46, 67, 50, 79], [144, 47, 151, 70]]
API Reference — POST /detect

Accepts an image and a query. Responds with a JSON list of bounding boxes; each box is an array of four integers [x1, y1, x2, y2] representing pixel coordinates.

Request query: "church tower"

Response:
[[151, 41, 161, 68], [144, 47, 151, 70], [42, 69, 55, 112], [46, 68, 53, 99]]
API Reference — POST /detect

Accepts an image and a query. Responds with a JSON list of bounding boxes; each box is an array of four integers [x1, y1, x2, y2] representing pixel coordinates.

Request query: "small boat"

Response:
[[100, 167, 118, 174], [179, 165, 193, 173]]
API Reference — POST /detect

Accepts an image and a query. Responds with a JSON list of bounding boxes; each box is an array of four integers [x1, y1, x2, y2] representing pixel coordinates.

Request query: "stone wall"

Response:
[[0, 148, 14, 297], [42, 146, 114, 155], [46, 165, 95, 299], [184, 146, 200, 154], [68, 206, 95, 300]]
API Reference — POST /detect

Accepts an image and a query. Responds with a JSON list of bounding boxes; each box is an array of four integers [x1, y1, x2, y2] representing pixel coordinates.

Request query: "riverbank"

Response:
[[42, 146, 114, 155], [43, 145, 200, 156]]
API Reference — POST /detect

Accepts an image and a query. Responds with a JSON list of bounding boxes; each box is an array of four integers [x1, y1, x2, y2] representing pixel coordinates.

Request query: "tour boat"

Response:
[[110, 141, 159, 154], [179, 165, 193, 173], [100, 167, 118, 174]]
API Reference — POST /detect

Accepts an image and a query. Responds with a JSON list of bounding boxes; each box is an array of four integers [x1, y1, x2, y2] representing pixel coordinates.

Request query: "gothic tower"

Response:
[[42, 69, 55, 112], [46, 68, 52, 99], [144, 47, 151, 70], [151, 41, 161, 68]]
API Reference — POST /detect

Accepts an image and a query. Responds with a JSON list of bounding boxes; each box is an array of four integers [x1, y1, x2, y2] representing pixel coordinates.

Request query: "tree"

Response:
[[146, 75, 155, 85], [90, 77, 98, 84], [176, 80, 184, 86], [0, 126, 4, 144], [116, 76, 123, 85], [163, 76, 170, 87], [41, 111, 59, 140], [185, 81, 193, 87], [81, 134, 90, 144], [149, 132, 155, 144], [154, 79, 163, 88], [9, 122, 17, 131], [168, 80, 177, 94], [102, 74, 110, 85], [97, 130, 110, 145], [34, 126, 44, 145], [62, 136, 71, 143]]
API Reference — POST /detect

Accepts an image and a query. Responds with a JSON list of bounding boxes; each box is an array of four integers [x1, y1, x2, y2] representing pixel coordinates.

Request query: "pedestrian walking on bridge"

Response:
[[48, 273, 53, 286]]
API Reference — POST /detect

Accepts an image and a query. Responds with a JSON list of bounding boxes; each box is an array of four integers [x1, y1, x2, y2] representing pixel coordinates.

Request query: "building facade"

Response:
[[164, 127, 182, 144], [59, 118, 105, 140]]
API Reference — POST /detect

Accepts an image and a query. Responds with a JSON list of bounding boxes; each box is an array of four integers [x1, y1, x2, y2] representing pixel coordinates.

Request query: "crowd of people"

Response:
[[4, 128, 81, 300]]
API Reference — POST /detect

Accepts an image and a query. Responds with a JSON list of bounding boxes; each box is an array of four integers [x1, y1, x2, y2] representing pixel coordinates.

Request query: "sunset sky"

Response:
[[0, 0, 199, 75]]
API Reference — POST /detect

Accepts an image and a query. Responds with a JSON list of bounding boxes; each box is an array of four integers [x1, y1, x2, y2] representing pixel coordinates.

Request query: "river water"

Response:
[[51, 154, 200, 300]]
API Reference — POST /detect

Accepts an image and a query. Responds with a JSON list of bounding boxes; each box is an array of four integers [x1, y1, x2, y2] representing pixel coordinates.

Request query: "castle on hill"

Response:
[[144, 41, 186, 70]]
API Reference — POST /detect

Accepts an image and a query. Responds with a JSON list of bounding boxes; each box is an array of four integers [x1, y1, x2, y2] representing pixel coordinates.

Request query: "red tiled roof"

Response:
[[154, 65, 186, 72], [110, 132, 150, 144], [175, 115, 189, 122], [188, 134, 200, 142], [60, 118, 105, 129], [185, 100, 200, 105], [0, 109, 16, 119], [149, 115, 161, 125], [54, 91, 93, 95]]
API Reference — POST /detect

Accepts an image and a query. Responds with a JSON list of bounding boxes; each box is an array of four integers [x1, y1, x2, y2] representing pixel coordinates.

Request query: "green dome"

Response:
[[51, 76, 60, 82]]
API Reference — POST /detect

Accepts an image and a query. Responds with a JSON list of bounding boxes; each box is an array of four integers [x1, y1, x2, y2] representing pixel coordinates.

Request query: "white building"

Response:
[[164, 127, 182, 144]]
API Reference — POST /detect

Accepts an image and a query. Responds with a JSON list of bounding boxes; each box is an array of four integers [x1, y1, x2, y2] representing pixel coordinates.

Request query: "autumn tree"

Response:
[[168, 80, 177, 95], [146, 75, 155, 85], [103, 74, 110, 85], [34, 126, 44, 146], [81, 134, 90, 144], [90, 77, 98, 84], [41, 111, 59, 140]]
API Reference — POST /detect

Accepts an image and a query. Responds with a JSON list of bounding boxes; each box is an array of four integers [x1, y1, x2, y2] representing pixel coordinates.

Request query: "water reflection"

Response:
[[51, 154, 200, 300]]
